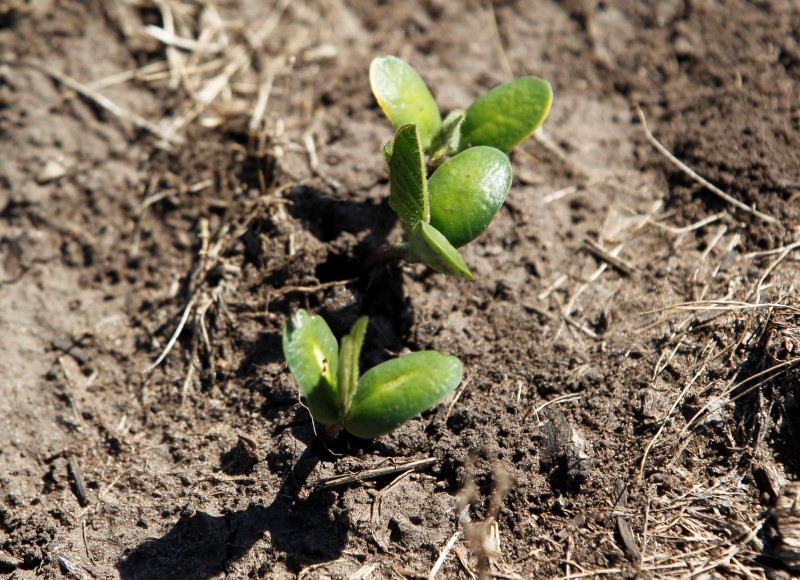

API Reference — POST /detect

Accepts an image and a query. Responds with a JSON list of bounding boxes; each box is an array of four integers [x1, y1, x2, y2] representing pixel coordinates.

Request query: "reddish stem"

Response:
[[364, 243, 408, 272]]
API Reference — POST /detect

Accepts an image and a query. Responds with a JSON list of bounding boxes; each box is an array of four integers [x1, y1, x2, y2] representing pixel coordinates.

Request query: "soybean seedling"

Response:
[[369, 56, 552, 279], [282, 309, 463, 439]]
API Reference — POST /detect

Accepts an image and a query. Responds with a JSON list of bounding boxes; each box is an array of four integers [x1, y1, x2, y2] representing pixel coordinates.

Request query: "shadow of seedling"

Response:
[[236, 259, 411, 379], [287, 184, 397, 248], [116, 423, 347, 580]]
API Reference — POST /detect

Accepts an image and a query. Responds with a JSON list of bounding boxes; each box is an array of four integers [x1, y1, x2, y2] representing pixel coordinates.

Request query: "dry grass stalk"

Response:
[[311, 458, 438, 492], [158, 0, 293, 141], [555, 200, 660, 344], [772, 483, 800, 572], [457, 460, 519, 580], [637, 342, 715, 486], [636, 107, 776, 223], [647, 211, 725, 235], [635, 469, 764, 578], [21, 59, 179, 144], [632, 267, 799, 575], [428, 531, 462, 580]]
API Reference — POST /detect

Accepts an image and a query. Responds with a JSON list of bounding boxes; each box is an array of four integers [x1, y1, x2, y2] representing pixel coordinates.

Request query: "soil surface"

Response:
[[2, 1, 799, 578]]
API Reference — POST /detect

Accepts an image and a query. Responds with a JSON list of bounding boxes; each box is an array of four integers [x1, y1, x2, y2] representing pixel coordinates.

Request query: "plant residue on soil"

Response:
[[1, 1, 799, 578]]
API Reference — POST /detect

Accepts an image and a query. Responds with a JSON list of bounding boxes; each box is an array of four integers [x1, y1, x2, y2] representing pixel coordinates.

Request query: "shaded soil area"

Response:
[[1, 1, 799, 578]]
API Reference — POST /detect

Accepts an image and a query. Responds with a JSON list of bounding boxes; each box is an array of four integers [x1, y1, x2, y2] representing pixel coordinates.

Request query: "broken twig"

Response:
[[637, 107, 776, 223], [311, 458, 438, 491]]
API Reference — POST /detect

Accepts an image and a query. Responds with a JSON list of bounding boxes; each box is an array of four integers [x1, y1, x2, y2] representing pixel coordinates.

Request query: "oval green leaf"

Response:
[[370, 56, 442, 149], [460, 76, 553, 153], [428, 146, 512, 248], [338, 315, 369, 415], [408, 222, 475, 280], [344, 351, 463, 439], [282, 309, 340, 425], [429, 109, 465, 166], [389, 124, 429, 228]]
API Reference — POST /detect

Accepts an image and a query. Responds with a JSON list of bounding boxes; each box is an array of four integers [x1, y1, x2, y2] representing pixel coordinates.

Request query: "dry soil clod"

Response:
[[539, 410, 594, 489]]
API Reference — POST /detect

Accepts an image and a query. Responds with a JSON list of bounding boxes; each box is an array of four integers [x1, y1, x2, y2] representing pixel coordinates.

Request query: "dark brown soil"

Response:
[[2, 1, 799, 578]]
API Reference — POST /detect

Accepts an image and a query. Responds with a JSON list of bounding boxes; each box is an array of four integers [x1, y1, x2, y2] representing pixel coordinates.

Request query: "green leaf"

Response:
[[382, 139, 393, 165], [428, 146, 512, 248], [370, 56, 441, 149], [407, 221, 475, 280], [389, 124, 429, 228], [338, 315, 369, 415], [428, 109, 466, 166], [344, 351, 463, 438], [282, 309, 341, 425], [460, 76, 553, 153]]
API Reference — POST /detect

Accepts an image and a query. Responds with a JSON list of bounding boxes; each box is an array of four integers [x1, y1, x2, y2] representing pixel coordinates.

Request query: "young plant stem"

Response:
[[364, 242, 408, 272]]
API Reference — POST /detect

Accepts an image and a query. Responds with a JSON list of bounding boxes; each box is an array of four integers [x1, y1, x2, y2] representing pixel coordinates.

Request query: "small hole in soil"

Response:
[[219, 440, 258, 476], [288, 186, 381, 243], [315, 252, 361, 283]]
